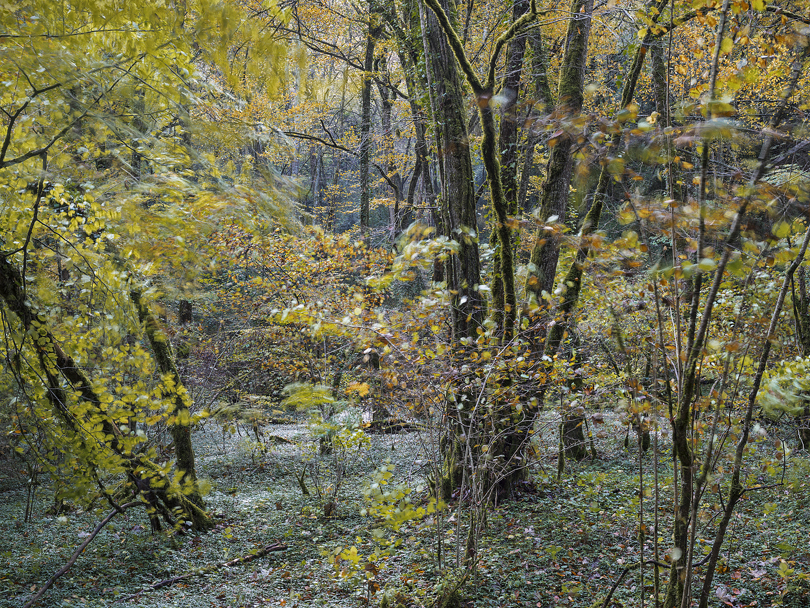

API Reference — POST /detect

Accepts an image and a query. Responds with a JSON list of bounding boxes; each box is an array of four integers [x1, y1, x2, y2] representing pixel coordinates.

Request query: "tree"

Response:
[[524, 0, 594, 310], [420, 0, 485, 341], [0, 0, 293, 532], [360, 1, 385, 240]]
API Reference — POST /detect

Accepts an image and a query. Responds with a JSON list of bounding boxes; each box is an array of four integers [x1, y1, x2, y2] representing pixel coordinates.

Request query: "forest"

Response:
[[1, 0, 810, 606]]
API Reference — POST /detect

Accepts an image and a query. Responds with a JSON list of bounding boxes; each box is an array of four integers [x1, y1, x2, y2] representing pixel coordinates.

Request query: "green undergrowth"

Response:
[[1, 414, 808, 608]]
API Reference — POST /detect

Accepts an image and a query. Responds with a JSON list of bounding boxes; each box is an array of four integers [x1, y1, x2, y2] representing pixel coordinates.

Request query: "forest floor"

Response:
[[2, 411, 810, 608]]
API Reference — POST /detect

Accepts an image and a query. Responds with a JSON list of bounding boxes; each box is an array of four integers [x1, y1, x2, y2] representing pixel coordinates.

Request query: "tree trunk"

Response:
[[359, 2, 383, 240], [517, 27, 554, 215], [525, 0, 593, 306], [490, 0, 528, 333], [178, 300, 192, 324], [791, 267, 810, 447], [375, 60, 405, 240], [498, 0, 662, 498], [421, 0, 483, 341], [0, 256, 212, 532], [422, 0, 540, 341], [131, 290, 212, 529], [562, 416, 587, 461]]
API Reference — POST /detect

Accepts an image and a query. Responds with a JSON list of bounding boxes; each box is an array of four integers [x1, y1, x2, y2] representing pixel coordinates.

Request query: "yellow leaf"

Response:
[[347, 382, 370, 397]]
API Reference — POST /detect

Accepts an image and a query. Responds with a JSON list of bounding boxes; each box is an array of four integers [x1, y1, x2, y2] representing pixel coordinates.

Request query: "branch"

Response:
[[284, 126, 400, 194], [653, 4, 810, 39], [0, 58, 141, 170], [16, 153, 48, 283], [768, 139, 810, 167], [601, 566, 632, 608], [0, 100, 31, 165], [485, 0, 539, 88]]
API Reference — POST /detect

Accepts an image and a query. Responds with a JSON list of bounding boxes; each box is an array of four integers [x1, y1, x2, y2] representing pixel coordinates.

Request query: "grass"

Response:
[[1, 412, 809, 608]]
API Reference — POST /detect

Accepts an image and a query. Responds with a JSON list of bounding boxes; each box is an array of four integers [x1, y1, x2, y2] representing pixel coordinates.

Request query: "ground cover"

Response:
[[1, 413, 808, 608]]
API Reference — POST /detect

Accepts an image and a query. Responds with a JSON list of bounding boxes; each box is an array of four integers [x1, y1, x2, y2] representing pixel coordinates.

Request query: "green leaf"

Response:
[[772, 220, 791, 239]]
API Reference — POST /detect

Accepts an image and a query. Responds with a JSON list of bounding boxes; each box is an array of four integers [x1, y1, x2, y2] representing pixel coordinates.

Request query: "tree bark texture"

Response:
[[525, 0, 593, 306], [489, 0, 528, 336], [421, 0, 483, 341], [359, 2, 383, 240], [517, 27, 554, 215], [130, 290, 210, 527], [0, 256, 211, 531]]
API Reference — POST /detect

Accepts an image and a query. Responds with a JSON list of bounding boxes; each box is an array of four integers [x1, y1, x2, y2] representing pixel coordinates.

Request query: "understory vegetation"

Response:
[[2, 412, 809, 608]]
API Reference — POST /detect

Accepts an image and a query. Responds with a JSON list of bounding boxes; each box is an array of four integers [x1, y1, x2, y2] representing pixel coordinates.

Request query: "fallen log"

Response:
[[361, 419, 425, 434]]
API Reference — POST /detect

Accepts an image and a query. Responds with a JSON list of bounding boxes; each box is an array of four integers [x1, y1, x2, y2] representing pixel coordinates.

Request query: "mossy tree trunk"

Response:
[[419, 0, 484, 499], [0, 256, 211, 532], [359, 0, 383, 241], [131, 290, 213, 530], [422, 0, 541, 341], [517, 27, 554, 216], [421, 0, 484, 342], [524, 0, 593, 308], [496, 1, 664, 497], [490, 0, 528, 336], [375, 57, 406, 239], [791, 267, 810, 448], [381, 0, 441, 259], [562, 341, 588, 461]]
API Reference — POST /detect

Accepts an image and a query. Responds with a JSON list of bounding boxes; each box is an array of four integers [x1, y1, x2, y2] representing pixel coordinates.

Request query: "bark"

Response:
[[422, 0, 539, 340], [490, 0, 528, 336], [421, 0, 483, 341], [525, 0, 593, 307], [359, 2, 383, 240], [325, 155, 341, 232], [403, 0, 442, 276], [380, 0, 439, 247], [562, 416, 587, 460], [178, 300, 192, 324], [517, 27, 554, 215], [375, 59, 406, 239], [492, 2, 667, 498], [0, 256, 211, 531], [308, 146, 324, 221], [794, 268, 810, 446], [696, 227, 810, 608], [498, 0, 528, 215], [562, 340, 588, 460], [650, 40, 670, 129]]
